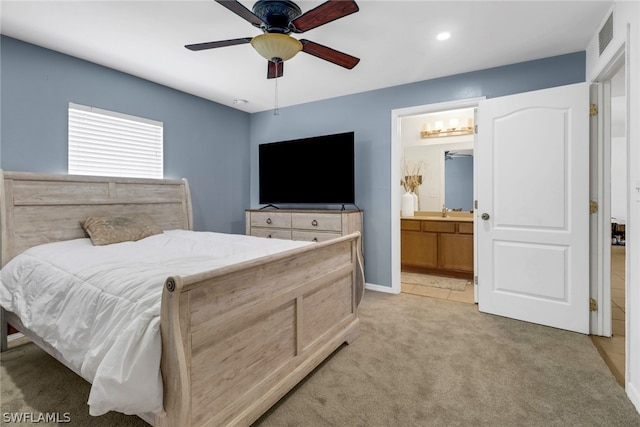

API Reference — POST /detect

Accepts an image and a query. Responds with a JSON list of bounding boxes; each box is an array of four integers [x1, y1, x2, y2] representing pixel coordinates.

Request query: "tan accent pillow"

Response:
[[81, 214, 163, 246]]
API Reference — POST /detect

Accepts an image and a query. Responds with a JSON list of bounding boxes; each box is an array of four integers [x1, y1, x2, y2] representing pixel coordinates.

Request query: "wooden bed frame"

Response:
[[0, 170, 364, 427]]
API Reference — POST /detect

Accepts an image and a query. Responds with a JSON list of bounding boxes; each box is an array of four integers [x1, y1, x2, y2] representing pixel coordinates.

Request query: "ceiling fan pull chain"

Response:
[[273, 70, 280, 116]]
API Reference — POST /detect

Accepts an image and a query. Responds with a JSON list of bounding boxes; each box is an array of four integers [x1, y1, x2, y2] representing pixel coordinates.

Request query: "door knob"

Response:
[[481, 213, 490, 220]]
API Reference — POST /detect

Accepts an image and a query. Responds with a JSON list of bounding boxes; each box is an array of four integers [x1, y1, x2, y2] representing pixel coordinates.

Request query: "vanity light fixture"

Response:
[[421, 117, 474, 138]]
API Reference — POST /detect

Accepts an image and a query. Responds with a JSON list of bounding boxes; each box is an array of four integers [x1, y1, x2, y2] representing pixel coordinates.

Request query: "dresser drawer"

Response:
[[246, 209, 363, 257], [250, 228, 292, 240], [292, 212, 342, 232], [250, 211, 291, 229], [292, 230, 342, 242]]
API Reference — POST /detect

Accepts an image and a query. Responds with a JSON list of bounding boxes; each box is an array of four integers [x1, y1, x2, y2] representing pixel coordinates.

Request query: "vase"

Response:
[[401, 191, 414, 217], [411, 191, 419, 211]]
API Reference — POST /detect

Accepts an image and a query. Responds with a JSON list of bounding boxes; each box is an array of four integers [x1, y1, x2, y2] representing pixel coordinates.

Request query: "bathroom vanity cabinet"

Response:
[[401, 216, 474, 279]]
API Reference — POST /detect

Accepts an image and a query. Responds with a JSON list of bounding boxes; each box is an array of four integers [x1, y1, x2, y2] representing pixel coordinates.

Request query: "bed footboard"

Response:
[[155, 232, 363, 427]]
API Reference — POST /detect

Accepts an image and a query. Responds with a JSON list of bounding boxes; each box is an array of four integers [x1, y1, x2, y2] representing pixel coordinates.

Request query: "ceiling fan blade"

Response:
[[300, 39, 359, 69], [292, 0, 359, 33], [267, 61, 284, 79], [215, 0, 265, 27], [185, 37, 252, 51]]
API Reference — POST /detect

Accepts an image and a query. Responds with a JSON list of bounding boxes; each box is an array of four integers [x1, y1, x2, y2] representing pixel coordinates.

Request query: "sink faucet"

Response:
[[442, 205, 448, 217]]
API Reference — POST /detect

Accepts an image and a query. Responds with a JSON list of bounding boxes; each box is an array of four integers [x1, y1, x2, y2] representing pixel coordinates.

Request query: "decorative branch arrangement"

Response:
[[401, 161, 426, 193]]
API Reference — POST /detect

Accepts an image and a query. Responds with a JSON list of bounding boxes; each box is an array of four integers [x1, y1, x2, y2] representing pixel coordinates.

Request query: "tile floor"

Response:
[[591, 244, 626, 387], [401, 275, 475, 304]]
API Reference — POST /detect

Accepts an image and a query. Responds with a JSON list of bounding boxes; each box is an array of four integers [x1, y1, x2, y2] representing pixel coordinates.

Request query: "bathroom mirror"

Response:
[[444, 149, 473, 211]]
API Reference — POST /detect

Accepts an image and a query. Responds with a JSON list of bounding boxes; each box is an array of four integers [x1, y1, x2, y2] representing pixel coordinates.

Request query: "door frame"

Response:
[[590, 45, 625, 337], [390, 97, 484, 294]]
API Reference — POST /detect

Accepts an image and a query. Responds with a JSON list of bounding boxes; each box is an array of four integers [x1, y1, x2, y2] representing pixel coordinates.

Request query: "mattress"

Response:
[[0, 230, 311, 416]]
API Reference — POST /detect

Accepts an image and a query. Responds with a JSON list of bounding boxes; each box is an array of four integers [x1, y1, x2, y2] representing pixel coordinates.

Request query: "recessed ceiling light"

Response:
[[233, 99, 248, 105], [437, 32, 451, 41]]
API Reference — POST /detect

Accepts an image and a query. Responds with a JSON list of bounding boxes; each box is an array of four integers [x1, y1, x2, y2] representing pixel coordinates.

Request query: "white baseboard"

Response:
[[365, 282, 399, 294], [7, 332, 25, 342], [628, 381, 640, 415]]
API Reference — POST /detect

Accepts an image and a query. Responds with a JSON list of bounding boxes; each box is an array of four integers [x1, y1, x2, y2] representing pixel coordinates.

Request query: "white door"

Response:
[[477, 83, 590, 334]]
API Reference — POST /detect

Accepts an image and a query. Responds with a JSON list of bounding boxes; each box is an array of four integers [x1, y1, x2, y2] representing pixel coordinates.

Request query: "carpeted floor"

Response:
[[0, 337, 148, 426], [2, 291, 639, 426]]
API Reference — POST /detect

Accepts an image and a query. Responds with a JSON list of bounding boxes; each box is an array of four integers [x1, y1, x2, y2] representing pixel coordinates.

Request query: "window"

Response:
[[68, 102, 163, 179]]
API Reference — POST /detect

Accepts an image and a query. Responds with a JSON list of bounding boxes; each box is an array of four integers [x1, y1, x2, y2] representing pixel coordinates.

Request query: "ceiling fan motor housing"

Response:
[[252, 0, 302, 33]]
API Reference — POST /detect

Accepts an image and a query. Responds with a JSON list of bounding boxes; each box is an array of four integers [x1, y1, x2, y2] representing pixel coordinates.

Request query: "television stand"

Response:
[[245, 209, 363, 254], [259, 204, 280, 210]]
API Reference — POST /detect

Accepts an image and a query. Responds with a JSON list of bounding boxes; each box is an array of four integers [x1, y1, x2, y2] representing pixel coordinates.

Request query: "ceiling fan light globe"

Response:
[[251, 33, 302, 62]]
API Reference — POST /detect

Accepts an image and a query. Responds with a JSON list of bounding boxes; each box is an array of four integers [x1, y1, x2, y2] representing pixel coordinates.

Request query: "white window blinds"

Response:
[[68, 102, 163, 179]]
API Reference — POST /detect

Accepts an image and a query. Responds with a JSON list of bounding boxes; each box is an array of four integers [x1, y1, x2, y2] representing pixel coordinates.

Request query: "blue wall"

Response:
[[1, 36, 585, 288], [0, 36, 251, 234], [249, 52, 586, 288]]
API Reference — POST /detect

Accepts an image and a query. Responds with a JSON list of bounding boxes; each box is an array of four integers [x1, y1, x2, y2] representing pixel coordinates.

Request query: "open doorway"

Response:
[[399, 107, 476, 303], [390, 98, 483, 296]]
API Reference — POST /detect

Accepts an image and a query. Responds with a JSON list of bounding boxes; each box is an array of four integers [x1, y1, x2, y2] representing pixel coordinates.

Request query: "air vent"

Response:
[[599, 12, 614, 56]]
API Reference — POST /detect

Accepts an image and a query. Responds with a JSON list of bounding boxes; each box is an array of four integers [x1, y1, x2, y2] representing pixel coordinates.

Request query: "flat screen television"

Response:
[[259, 131, 355, 205]]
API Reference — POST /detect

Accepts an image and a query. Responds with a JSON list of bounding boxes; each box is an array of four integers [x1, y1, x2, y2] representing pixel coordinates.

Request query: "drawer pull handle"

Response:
[[311, 219, 318, 227], [312, 237, 318, 242], [266, 218, 272, 224]]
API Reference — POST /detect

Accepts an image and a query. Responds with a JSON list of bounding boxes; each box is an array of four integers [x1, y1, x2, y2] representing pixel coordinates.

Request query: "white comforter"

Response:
[[0, 230, 311, 416]]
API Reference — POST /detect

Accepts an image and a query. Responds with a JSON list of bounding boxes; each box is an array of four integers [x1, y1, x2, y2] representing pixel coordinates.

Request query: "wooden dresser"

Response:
[[246, 209, 363, 245]]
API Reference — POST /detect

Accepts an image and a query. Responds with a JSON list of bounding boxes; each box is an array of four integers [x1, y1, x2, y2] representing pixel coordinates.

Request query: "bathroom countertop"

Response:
[[401, 211, 474, 222]]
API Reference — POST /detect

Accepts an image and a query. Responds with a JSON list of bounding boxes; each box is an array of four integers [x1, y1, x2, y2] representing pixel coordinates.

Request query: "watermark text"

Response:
[[2, 412, 71, 423]]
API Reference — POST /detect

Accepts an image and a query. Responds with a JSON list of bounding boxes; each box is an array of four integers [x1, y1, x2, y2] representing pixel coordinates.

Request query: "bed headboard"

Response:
[[1, 170, 193, 267]]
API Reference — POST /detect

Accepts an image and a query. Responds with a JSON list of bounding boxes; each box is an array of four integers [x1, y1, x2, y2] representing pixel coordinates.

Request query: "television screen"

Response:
[[259, 132, 355, 205]]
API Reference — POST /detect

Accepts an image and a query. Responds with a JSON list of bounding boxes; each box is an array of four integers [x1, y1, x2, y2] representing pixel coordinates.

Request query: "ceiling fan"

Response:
[[445, 150, 474, 160], [185, 0, 360, 79]]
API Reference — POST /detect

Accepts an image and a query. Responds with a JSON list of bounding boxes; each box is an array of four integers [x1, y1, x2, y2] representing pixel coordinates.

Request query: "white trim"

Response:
[[623, 20, 634, 410], [365, 282, 398, 294], [586, 1, 639, 413], [390, 98, 484, 294], [629, 383, 640, 415], [7, 332, 25, 342], [589, 81, 610, 337], [591, 29, 628, 351]]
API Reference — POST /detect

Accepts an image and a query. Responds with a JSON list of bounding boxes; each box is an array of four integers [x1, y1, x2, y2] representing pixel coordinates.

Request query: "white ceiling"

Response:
[[1, 0, 613, 113]]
